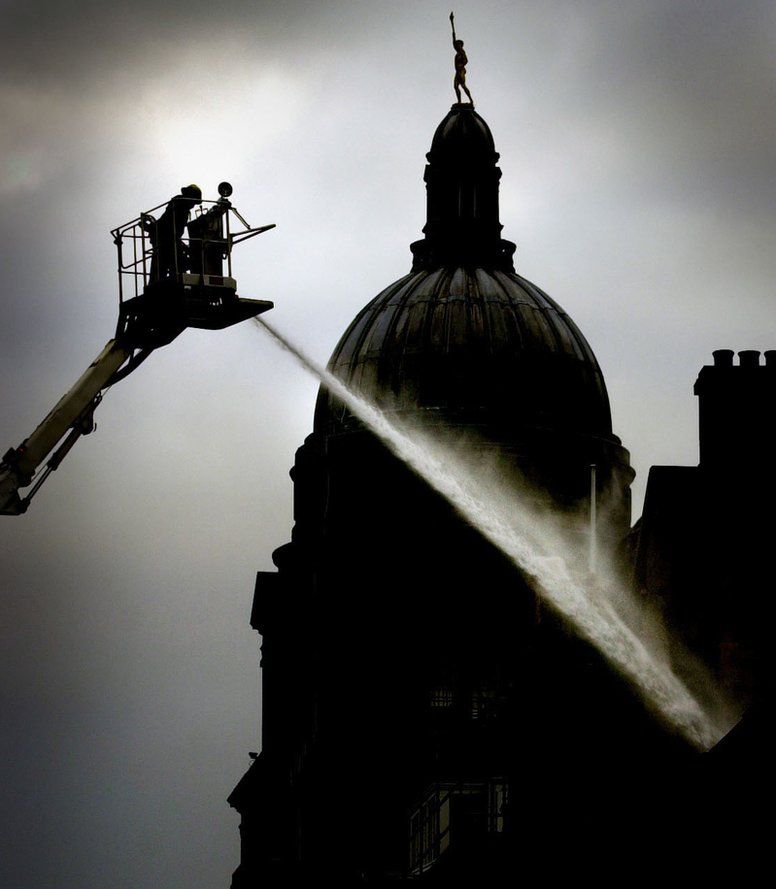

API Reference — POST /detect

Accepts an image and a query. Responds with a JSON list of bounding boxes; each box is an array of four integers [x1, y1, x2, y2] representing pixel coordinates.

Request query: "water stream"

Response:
[[256, 317, 734, 750]]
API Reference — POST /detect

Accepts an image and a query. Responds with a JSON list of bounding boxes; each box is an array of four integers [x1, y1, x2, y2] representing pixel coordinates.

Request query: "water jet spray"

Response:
[[256, 317, 736, 750]]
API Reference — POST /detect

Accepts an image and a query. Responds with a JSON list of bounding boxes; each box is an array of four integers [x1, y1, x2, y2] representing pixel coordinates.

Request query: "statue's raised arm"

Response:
[[450, 11, 457, 46]]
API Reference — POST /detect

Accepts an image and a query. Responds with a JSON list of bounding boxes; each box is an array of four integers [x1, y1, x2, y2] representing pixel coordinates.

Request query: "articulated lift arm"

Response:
[[0, 340, 132, 514], [1, 183, 273, 515]]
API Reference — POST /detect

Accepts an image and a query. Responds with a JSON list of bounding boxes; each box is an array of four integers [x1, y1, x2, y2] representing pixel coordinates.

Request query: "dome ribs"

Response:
[[489, 270, 527, 356], [509, 274, 574, 358], [360, 278, 418, 360], [561, 314, 600, 369], [322, 261, 617, 441], [385, 270, 440, 399], [329, 275, 412, 379], [473, 269, 498, 358], [463, 272, 486, 355]]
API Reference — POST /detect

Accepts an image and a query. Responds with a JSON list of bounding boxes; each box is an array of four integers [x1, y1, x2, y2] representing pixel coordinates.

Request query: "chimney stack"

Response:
[[694, 349, 775, 475]]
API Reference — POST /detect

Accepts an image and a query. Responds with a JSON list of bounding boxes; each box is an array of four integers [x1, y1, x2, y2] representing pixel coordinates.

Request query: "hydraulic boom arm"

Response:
[[0, 340, 132, 515]]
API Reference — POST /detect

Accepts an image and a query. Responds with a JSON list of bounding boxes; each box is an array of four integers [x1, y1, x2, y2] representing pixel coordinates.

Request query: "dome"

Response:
[[315, 266, 614, 439], [428, 103, 498, 162], [312, 102, 631, 513]]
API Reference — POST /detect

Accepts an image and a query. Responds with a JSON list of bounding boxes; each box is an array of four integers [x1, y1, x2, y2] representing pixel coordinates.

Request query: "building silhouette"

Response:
[[634, 349, 776, 703], [229, 104, 775, 885]]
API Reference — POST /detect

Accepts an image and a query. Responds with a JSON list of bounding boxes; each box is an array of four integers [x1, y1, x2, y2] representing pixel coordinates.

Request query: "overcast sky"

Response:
[[1, 1, 774, 886]]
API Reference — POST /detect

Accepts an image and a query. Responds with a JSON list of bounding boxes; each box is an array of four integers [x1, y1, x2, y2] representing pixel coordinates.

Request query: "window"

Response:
[[488, 781, 508, 833], [408, 779, 509, 875], [430, 687, 454, 709], [408, 785, 453, 875], [471, 687, 498, 721]]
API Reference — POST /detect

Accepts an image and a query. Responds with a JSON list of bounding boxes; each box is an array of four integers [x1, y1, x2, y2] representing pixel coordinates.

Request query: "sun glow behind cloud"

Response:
[[134, 59, 306, 181], [0, 40, 307, 201]]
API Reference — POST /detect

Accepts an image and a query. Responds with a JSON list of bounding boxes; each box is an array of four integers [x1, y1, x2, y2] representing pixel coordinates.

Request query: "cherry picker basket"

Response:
[[110, 185, 274, 348]]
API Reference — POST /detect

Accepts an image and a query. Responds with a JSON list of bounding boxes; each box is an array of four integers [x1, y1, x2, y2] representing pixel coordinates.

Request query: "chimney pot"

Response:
[[764, 350, 776, 367], [738, 350, 760, 368], [712, 349, 734, 367]]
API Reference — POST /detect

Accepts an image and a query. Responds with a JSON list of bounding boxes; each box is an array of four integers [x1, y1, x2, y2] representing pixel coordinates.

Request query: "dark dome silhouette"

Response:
[[313, 102, 632, 516], [315, 105, 619, 454], [429, 104, 497, 160], [317, 266, 614, 438]]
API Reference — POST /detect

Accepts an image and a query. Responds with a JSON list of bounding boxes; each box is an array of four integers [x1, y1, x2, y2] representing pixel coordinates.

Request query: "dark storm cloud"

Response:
[[2, 0, 299, 82], [1, 0, 405, 88]]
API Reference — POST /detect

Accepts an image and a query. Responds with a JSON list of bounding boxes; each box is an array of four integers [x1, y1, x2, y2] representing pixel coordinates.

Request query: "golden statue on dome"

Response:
[[450, 12, 474, 107]]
